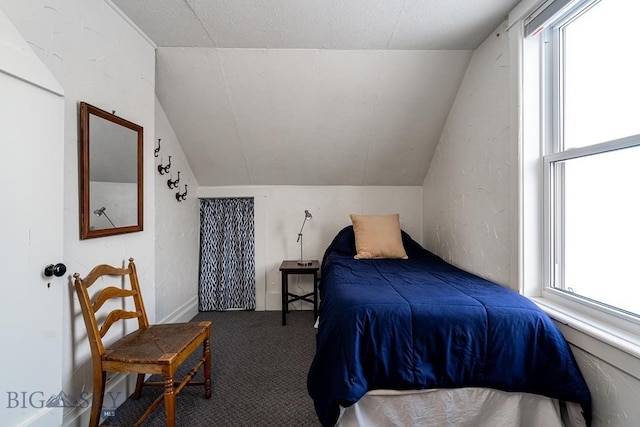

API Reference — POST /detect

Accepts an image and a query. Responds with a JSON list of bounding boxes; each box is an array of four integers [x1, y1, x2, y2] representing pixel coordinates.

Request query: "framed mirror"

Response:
[[79, 102, 143, 239]]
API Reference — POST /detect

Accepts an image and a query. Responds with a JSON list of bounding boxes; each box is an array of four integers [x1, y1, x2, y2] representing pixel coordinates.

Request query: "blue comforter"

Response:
[[307, 226, 591, 426]]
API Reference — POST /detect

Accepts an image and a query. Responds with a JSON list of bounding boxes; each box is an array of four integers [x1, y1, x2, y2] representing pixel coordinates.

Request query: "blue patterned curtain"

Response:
[[199, 198, 255, 311]]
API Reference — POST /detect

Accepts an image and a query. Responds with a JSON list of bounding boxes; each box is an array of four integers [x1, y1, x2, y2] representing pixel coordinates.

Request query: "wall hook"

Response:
[[157, 155, 171, 175], [176, 184, 188, 202], [154, 138, 161, 157], [167, 171, 180, 189]]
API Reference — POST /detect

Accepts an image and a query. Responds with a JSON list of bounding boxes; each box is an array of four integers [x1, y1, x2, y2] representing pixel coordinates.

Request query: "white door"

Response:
[[0, 58, 65, 425]]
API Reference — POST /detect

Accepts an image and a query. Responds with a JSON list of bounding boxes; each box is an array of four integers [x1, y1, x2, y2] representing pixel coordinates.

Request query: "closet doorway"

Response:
[[199, 197, 255, 311]]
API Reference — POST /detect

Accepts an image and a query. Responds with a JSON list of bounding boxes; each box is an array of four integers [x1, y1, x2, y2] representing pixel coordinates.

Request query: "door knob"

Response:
[[44, 263, 67, 277]]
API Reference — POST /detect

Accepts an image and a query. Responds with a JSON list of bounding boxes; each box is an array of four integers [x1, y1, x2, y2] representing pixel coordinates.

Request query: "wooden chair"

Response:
[[73, 258, 211, 427]]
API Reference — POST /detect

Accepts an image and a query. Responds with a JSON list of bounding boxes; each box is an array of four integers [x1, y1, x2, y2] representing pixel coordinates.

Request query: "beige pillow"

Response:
[[350, 214, 408, 259]]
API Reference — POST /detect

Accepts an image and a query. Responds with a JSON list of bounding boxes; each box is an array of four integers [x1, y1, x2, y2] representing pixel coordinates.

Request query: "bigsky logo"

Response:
[[7, 391, 121, 417]]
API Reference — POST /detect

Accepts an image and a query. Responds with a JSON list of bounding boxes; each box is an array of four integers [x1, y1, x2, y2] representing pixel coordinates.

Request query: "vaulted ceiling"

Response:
[[112, 0, 519, 186]]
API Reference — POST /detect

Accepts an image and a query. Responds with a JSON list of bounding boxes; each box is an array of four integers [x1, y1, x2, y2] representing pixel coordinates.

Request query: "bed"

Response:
[[307, 225, 591, 427]]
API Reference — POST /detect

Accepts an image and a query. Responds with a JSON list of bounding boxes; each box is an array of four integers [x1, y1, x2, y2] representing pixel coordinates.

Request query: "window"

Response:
[[540, 0, 640, 319]]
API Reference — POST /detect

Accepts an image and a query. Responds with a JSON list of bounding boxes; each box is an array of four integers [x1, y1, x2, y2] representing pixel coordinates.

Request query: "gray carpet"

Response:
[[104, 310, 322, 426]]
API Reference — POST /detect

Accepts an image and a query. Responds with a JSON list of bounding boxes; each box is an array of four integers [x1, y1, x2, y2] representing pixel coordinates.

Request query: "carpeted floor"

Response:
[[104, 310, 322, 426]]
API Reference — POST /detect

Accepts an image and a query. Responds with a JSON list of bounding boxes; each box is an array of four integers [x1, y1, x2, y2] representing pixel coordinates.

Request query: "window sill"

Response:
[[531, 297, 640, 381]]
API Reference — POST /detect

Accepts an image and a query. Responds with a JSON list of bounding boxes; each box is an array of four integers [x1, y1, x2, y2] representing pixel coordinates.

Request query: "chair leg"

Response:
[[133, 373, 145, 399], [89, 371, 106, 427], [163, 377, 176, 427], [204, 337, 212, 398]]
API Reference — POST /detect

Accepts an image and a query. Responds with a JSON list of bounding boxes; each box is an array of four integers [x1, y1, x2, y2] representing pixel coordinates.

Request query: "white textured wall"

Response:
[[0, 1, 155, 425], [154, 97, 201, 322], [199, 186, 423, 310], [422, 21, 512, 288], [572, 346, 640, 425]]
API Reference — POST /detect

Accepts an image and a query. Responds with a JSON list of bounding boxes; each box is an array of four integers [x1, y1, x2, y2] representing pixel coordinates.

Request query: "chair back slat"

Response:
[[92, 287, 138, 313], [73, 258, 149, 357], [82, 264, 131, 288], [99, 309, 142, 338]]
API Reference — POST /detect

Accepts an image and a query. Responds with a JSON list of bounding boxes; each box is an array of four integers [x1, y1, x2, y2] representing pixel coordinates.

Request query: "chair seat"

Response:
[[104, 322, 210, 365]]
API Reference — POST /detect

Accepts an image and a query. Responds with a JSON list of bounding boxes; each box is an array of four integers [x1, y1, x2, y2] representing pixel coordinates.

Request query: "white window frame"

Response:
[[544, 137, 640, 311], [512, 0, 640, 379]]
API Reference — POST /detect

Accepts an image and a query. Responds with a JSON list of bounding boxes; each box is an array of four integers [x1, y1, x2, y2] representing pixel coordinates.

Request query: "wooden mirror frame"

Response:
[[79, 102, 143, 239]]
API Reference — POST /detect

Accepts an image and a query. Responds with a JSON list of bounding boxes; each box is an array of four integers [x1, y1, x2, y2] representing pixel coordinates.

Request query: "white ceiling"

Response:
[[112, 0, 519, 186]]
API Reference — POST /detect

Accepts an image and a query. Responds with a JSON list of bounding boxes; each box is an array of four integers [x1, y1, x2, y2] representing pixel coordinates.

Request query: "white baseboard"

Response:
[[16, 408, 55, 427], [160, 295, 199, 323]]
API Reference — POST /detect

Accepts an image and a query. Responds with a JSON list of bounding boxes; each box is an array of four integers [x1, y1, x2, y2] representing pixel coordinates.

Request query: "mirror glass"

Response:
[[79, 102, 143, 239]]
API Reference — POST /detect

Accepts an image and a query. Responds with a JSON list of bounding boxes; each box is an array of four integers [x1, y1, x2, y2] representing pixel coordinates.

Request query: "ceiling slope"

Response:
[[113, 0, 518, 186], [156, 48, 473, 186]]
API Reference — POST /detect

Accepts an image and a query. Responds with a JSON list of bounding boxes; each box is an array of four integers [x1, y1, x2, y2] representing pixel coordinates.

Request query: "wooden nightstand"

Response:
[[279, 260, 320, 326]]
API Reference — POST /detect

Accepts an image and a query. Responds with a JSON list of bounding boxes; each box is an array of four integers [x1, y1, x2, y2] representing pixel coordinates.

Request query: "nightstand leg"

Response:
[[281, 271, 287, 326]]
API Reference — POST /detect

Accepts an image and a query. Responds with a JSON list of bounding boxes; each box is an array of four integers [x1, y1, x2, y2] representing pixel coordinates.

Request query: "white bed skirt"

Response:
[[336, 388, 586, 427]]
